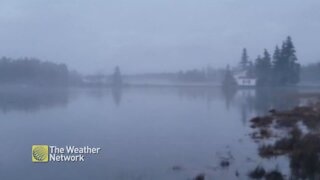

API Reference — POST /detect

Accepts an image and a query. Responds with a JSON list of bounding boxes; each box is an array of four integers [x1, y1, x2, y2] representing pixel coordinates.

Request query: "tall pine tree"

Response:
[[272, 45, 281, 85], [240, 48, 249, 71], [283, 36, 300, 84], [255, 49, 272, 86], [272, 36, 300, 86]]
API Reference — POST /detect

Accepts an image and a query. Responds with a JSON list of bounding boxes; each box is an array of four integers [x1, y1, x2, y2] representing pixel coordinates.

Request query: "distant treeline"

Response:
[[301, 63, 320, 83], [177, 67, 224, 82], [129, 68, 225, 83], [0, 57, 82, 86]]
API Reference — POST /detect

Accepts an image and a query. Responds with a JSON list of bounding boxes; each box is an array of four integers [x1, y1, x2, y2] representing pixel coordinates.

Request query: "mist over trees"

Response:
[[0, 57, 82, 86], [2, 36, 319, 88], [301, 63, 320, 83], [239, 48, 255, 78], [128, 36, 305, 87], [272, 36, 300, 85], [222, 65, 237, 88], [255, 50, 272, 86], [177, 66, 223, 83], [240, 48, 249, 71], [242, 36, 301, 87], [177, 69, 207, 82]]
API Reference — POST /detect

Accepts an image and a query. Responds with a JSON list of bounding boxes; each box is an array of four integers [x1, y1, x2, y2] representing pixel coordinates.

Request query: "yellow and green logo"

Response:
[[32, 145, 49, 162]]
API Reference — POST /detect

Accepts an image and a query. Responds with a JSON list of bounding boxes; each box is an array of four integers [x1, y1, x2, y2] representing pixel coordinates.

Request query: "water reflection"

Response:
[[175, 87, 301, 122], [0, 86, 301, 115], [112, 87, 122, 106], [0, 87, 69, 112], [0, 86, 313, 180], [177, 87, 217, 102], [221, 86, 236, 110], [254, 87, 300, 114], [84, 87, 123, 106], [222, 87, 301, 117]]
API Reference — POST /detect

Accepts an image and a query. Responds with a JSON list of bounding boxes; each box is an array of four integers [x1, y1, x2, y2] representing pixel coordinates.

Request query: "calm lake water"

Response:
[[0, 86, 317, 180]]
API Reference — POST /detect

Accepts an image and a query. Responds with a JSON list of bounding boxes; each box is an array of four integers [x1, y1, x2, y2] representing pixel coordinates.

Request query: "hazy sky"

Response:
[[0, 0, 320, 74]]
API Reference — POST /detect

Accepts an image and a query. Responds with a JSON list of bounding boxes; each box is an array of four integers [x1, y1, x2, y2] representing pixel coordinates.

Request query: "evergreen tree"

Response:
[[272, 45, 282, 85], [240, 48, 249, 71], [222, 65, 237, 88], [272, 36, 300, 86], [255, 49, 272, 86], [283, 36, 300, 84]]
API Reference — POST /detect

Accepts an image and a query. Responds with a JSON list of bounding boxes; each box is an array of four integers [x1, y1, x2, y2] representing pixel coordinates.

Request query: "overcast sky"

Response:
[[0, 0, 320, 74]]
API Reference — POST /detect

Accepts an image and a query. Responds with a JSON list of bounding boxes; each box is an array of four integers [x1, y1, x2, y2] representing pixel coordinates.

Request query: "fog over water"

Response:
[[1, 1, 320, 179], [0, 0, 320, 73]]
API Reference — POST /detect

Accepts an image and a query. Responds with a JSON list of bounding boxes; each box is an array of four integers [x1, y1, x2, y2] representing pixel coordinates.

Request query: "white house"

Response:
[[234, 71, 257, 87]]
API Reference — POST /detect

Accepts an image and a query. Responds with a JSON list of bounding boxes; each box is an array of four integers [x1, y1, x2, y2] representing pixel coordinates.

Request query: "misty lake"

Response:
[[0, 86, 318, 180]]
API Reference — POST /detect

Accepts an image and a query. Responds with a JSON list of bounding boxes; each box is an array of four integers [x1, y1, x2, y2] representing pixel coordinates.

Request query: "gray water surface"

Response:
[[0, 87, 309, 180]]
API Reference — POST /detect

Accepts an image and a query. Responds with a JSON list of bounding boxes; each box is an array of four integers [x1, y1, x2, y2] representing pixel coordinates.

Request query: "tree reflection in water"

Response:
[[0, 87, 69, 112]]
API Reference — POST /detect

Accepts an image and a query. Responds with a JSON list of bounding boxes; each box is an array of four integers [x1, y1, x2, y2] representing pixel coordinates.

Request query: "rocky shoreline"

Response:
[[250, 100, 320, 179]]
